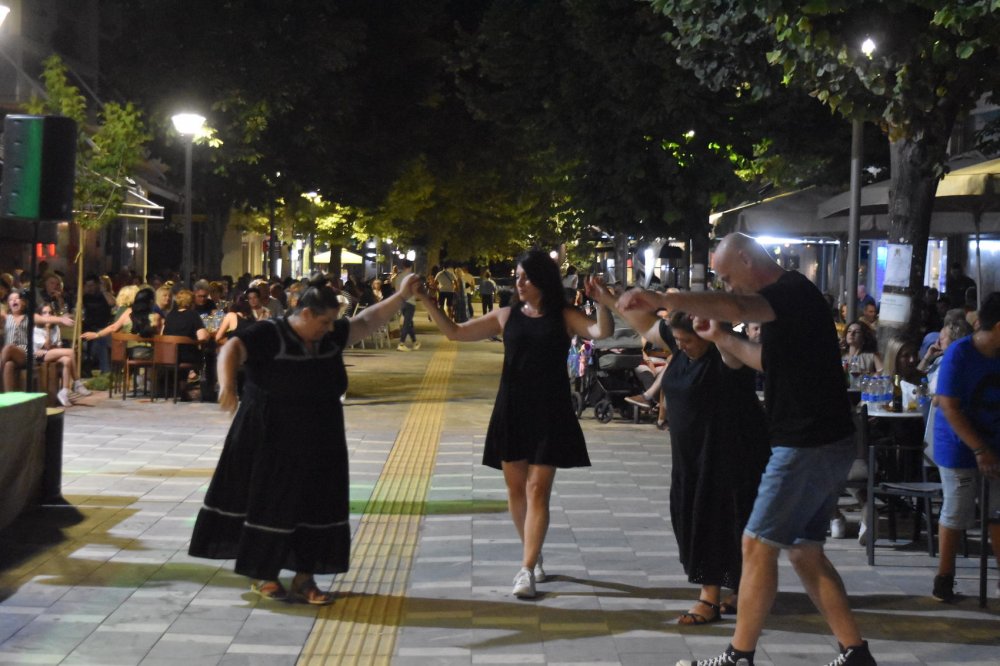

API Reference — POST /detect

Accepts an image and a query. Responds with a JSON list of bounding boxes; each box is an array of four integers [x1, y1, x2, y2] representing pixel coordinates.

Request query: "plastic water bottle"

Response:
[[860, 375, 871, 405], [881, 376, 893, 406], [918, 377, 931, 410]]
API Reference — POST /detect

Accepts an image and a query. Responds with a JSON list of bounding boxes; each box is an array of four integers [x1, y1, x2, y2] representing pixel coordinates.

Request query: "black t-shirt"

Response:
[[759, 271, 853, 447], [194, 299, 217, 315], [81, 293, 112, 332], [163, 308, 205, 365]]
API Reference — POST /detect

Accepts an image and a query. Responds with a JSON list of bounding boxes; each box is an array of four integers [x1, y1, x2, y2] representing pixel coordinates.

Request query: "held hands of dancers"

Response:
[[583, 275, 616, 308]]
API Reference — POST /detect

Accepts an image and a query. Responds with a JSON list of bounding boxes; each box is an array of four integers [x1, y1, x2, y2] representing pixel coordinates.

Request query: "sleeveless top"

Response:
[[4, 315, 29, 351]]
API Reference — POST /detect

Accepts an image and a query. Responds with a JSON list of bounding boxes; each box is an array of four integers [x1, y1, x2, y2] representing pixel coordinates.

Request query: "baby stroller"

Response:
[[570, 326, 646, 423]]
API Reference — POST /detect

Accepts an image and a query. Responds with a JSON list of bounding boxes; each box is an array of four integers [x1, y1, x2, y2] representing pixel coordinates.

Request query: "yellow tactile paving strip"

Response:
[[299, 343, 457, 666]]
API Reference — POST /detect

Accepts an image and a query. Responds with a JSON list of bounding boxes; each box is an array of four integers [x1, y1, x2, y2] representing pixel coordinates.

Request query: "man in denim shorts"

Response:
[[619, 233, 875, 666]]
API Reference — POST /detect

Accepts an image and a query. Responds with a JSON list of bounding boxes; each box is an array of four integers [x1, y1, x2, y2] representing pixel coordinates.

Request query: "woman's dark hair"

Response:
[[848, 319, 878, 353], [245, 286, 261, 298], [668, 310, 696, 334], [229, 295, 253, 319], [294, 274, 342, 315], [130, 287, 157, 337], [517, 249, 565, 316]]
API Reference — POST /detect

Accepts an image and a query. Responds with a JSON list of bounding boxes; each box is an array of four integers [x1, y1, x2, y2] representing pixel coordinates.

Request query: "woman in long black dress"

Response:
[[416, 249, 618, 599], [618, 308, 770, 625], [189, 273, 420, 604]]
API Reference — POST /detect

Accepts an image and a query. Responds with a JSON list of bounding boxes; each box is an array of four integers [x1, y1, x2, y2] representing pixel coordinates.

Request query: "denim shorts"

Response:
[[938, 467, 1000, 531], [745, 437, 854, 548]]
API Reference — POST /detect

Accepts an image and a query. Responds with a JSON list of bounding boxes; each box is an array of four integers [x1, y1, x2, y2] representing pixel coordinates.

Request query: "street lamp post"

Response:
[[846, 38, 876, 324], [171, 112, 205, 287]]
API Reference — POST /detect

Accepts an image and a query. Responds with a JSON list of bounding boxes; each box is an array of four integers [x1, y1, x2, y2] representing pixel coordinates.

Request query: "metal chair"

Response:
[[865, 438, 943, 565]]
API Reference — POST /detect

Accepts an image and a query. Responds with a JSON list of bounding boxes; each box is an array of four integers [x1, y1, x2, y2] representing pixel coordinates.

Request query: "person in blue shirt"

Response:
[[932, 291, 1000, 602]]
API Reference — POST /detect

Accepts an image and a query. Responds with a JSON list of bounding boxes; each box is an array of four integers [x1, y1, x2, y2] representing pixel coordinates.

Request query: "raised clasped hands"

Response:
[[398, 272, 422, 298], [583, 275, 614, 306], [616, 287, 660, 313], [692, 316, 725, 342]]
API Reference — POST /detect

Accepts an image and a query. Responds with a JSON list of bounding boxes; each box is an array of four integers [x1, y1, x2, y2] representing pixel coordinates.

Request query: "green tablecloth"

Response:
[[0, 392, 47, 530]]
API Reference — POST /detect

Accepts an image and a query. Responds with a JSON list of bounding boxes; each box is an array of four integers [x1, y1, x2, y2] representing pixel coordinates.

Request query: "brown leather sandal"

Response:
[[290, 578, 335, 606], [677, 599, 721, 625]]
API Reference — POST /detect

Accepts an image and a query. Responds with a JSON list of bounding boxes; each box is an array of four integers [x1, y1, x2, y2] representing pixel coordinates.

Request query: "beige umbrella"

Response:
[[933, 158, 1000, 309]]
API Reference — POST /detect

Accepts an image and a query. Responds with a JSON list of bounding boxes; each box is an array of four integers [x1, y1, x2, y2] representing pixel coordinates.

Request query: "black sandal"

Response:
[[677, 599, 721, 625]]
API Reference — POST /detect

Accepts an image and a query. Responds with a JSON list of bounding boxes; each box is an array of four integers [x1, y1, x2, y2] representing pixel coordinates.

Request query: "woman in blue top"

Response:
[[931, 291, 1000, 602]]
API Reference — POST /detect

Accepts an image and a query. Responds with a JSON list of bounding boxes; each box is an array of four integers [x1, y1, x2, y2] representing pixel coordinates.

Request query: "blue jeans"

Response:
[[744, 437, 854, 548], [399, 302, 416, 344], [85, 337, 110, 374]]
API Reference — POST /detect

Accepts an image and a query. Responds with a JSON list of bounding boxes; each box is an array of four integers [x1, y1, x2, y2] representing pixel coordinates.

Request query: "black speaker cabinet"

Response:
[[0, 115, 77, 221]]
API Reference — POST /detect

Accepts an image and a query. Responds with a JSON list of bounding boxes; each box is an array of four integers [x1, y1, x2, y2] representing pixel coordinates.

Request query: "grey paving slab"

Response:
[[2, 321, 999, 665]]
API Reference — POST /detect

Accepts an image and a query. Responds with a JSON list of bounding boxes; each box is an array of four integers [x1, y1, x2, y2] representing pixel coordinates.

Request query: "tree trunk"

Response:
[[202, 207, 228, 278], [613, 233, 629, 286], [887, 137, 942, 292], [327, 243, 343, 281]]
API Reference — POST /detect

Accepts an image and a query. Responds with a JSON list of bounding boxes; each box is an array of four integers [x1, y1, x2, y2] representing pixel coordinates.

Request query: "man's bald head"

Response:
[[712, 233, 783, 293]]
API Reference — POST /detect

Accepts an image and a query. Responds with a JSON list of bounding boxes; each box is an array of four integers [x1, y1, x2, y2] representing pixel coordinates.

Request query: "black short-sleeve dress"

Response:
[[660, 340, 770, 590], [483, 304, 590, 469], [188, 317, 352, 579]]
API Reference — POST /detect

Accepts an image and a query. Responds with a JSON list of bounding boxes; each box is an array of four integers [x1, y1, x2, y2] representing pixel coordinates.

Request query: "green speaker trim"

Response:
[[1, 115, 77, 222]]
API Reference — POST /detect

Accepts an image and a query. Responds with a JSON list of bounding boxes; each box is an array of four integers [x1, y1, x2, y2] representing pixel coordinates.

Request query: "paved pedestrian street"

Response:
[[1, 325, 997, 665]]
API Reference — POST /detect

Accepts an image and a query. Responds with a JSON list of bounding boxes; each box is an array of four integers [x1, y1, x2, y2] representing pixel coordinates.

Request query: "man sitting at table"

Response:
[[192, 280, 217, 315]]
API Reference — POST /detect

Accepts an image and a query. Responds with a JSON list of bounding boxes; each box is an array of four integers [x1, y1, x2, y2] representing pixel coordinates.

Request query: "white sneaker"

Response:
[[830, 517, 847, 539], [857, 521, 869, 546], [511, 567, 536, 599], [533, 553, 547, 582], [72, 379, 92, 396], [57, 388, 72, 407], [397, 343, 411, 352], [411, 341, 421, 350]]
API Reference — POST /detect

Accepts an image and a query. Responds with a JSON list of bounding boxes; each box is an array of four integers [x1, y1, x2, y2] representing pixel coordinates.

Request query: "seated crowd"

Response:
[[0, 266, 356, 405]]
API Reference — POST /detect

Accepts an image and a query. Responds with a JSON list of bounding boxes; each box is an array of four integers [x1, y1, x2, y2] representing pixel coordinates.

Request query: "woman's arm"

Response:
[[215, 313, 236, 343], [217, 337, 247, 414], [416, 283, 507, 341], [564, 276, 616, 340], [81, 309, 130, 340]]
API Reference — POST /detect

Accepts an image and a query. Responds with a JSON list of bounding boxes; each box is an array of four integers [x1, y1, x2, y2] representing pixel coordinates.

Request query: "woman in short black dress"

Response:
[[417, 249, 618, 599], [189, 274, 419, 604]]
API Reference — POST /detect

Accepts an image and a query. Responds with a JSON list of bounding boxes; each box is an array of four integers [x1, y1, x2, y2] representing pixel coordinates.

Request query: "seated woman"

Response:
[[163, 288, 211, 352], [215, 295, 255, 345], [81, 287, 161, 359], [1, 291, 84, 405], [33, 304, 92, 405], [841, 319, 883, 385]]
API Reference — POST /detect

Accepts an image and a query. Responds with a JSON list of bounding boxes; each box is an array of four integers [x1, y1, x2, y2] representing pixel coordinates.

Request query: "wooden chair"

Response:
[[110, 333, 155, 400], [152, 335, 202, 403]]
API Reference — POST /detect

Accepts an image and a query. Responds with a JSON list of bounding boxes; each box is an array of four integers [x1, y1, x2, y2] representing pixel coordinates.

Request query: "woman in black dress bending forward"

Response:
[[189, 273, 420, 604], [417, 250, 617, 599]]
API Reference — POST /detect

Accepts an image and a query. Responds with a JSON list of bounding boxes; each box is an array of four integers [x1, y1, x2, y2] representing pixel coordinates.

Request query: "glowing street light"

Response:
[[171, 112, 205, 286]]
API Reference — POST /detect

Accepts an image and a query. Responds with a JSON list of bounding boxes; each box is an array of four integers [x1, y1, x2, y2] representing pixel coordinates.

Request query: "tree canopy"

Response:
[[653, 0, 1000, 289]]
